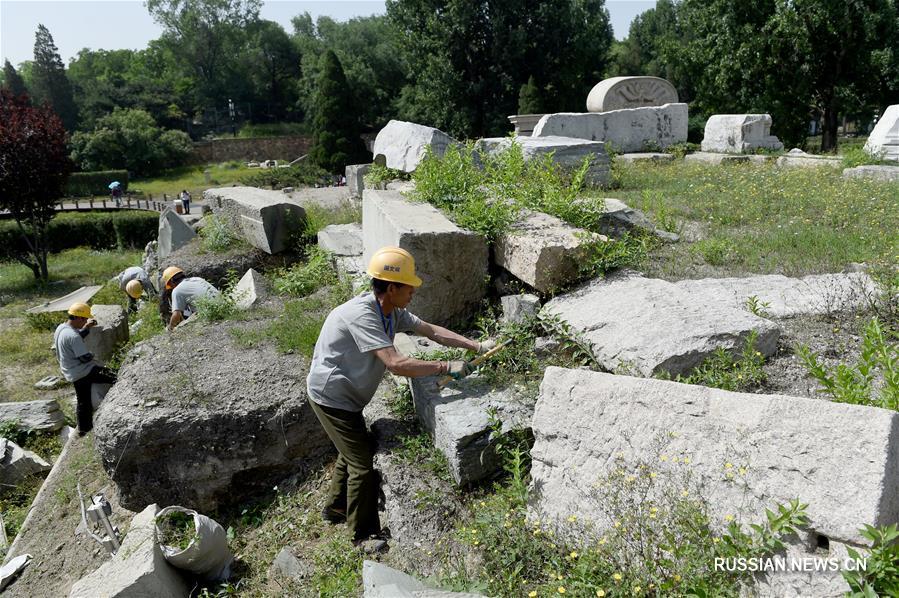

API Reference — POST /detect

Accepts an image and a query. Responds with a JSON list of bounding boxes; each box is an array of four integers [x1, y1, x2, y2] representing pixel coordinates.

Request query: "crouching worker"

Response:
[[306, 247, 496, 550], [117, 266, 155, 313], [161, 266, 220, 331], [53, 303, 117, 436]]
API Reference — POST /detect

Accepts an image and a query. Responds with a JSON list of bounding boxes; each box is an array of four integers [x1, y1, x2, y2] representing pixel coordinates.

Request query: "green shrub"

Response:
[[844, 524, 899, 595], [299, 202, 361, 246], [236, 122, 309, 138], [273, 247, 337, 297], [799, 317, 898, 409], [66, 170, 129, 197], [363, 163, 410, 187], [196, 270, 242, 323], [672, 331, 767, 391], [198, 215, 246, 253], [239, 161, 330, 189], [0, 211, 157, 260], [842, 145, 886, 168]]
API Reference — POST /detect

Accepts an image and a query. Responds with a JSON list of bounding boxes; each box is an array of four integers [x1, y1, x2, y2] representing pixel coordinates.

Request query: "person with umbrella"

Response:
[[109, 181, 123, 207]]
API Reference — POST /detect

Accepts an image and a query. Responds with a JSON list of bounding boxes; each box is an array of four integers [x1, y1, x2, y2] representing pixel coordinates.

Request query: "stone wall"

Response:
[[187, 135, 313, 165]]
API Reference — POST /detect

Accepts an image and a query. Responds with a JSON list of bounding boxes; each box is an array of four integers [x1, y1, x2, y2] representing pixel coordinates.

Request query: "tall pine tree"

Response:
[[2, 60, 28, 98], [31, 24, 78, 130], [309, 51, 367, 173]]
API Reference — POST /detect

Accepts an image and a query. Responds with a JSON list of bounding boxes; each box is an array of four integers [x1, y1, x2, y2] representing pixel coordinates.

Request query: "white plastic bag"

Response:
[[155, 505, 233, 581]]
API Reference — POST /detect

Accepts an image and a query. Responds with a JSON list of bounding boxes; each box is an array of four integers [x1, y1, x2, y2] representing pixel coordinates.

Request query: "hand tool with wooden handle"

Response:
[[436, 339, 513, 388]]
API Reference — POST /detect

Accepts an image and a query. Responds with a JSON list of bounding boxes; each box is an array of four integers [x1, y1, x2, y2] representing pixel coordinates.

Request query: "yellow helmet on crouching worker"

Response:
[[161, 266, 184, 289], [67, 302, 93, 319], [366, 247, 422, 287], [125, 279, 143, 299]]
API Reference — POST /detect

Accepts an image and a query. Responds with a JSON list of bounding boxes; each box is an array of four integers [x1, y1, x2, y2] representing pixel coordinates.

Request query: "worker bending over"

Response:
[[161, 266, 220, 331], [116, 266, 155, 313], [53, 303, 117, 435], [306, 246, 495, 549]]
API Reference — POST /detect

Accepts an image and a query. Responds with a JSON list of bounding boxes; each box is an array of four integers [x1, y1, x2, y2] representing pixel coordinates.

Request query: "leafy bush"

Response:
[[70, 108, 192, 177], [196, 271, 242, 323], [237, 122, 309, 138], [842, 145, 886, 168], [673, 331, 767, 391], [198, 215, 246, 253], [363, 163, 410, 187], [239, 161, 330, 189], [0, 211, 157, 260], [299, 202, 361, 246], [844, 524, 899, 595], [272, 247, 337, 297], [799, 317, 898, 409], [66, 170, 129, 197]]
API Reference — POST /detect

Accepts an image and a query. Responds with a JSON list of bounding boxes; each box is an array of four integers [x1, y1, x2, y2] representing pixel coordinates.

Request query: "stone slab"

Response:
[[158, 208, 197, 260], [232, 268, 269, 310], [26, 286, 102, 315], [362, 189, 487, 326], [318, 223, 363, 256], [69, 504, 190, 598], [83, 305, 129, 365], [507, 113, 545, 136], [34, 375, 65, 390], [776, 148, 842, 169], [205, 186, 306, 254], [91, 383, 112, 410], [684, 152, 751, 165], [286, 186, 354, 211], [842, 164, 899, 182], [865, 104, 899, 161], [581, 197, 678, 242], [533, 103, 688, 153], [541, 271, 780, 376], [363, 560, 485, 598], [372, 120, 460, 173], [346, 163, 371, 198], [476, 135, 610, 186], [494, 210, 604, 293], [701, 114, 784, 153], [270, 547, 313, 581], [586, 76, 679, 113], [530, 367, 899, 548], [615, 152, 676, 163], [500, 294, 540, 324], [674, 272, 879, 318], [0, 438, 51, 486], [0, 399, 65, 432]]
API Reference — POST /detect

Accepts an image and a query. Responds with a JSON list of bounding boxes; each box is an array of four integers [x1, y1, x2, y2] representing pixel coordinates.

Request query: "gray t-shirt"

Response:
[[118, 266, 150, 292], [307, 292, 422, 412], [53, 323, 94, 382], [171, 277, 219, 313]]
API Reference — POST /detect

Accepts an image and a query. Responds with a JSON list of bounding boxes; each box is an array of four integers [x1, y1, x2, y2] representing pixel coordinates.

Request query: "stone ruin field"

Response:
[[1, 93, 898, 597]]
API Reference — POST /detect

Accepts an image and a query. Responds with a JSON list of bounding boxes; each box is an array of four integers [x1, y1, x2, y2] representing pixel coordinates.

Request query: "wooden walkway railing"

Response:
[[55, 194, 173, 213]]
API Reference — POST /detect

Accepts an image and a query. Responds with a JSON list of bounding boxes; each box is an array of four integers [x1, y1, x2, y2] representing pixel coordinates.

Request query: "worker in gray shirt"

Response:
[[307, 246, 496, 549], [117, 266, 155, 312], [53, 302, 117, 435], [161, 266, 220, 331]]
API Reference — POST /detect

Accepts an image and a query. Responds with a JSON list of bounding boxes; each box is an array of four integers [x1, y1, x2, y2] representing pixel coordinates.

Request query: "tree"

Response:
[[146, 0, 262, 111], [2, 60, 29, 98], [387, 0, 613, 138], [69, 108, 193, 176], [517, 76, 544, 114], [0, 90, 72, 280], [244, 20, 300, 121], [31, 24, 78, 130], [308, 51, 367, 173]]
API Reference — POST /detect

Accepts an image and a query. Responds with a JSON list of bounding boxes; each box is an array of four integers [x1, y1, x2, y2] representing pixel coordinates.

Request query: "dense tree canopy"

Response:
[[0, 90, 71, 280], [308, 51, 368, 173], [2, 60, 29, 98]]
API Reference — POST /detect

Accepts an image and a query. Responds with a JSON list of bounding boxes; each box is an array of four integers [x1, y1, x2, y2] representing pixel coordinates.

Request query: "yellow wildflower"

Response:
[[660, 455, 668, 461], [724, 514, 734, 522], [674, 574, 682, 582], [570, 551, 579, 559], [558, 587, 566, 594], [567, 515, 577, 523], [529, 592, 537, 597], [613, 573, 622, 582], [634, 585, 642, 593], [596, 591, 606, 597], [724, 462, 733, 469]]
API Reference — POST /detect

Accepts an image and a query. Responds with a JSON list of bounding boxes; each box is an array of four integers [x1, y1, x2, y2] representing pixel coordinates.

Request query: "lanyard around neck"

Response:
[[377, 302, 393, 338]]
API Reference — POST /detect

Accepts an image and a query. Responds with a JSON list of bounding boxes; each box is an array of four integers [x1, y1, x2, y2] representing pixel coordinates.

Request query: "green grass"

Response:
[[608, 160, 898, 278], [129, 162, 257, 198]]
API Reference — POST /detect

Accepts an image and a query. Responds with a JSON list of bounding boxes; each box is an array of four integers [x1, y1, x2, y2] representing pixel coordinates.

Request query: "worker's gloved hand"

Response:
[[85, 319, 98, 329], [446, 360, 472, 380], [477, 339, 498, 354]]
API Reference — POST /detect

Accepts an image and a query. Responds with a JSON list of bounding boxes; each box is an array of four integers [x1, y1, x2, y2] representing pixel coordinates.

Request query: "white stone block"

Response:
[[0, 438, 51, 486], [0, 399, 65, 432], [158, 208, 197, 260], [205, 186, 306, 254], [842, 164, 899, 182], [372, 120, 460, 173], [346, 163, 371, 198], [362, 190, 487, 325], [684, 152, 751, 165], [701, 114, 784, 153], [494, 210, 605, 293], [231, 268, 269, 310], [26, 285, 102, 315], [865, 104, 899, 161], [530, 367, 899, 548], [533, 103, 688, 153], [500, 294, 540, 324], [476, 135, 610, 186], [83, 305, 129, 365], [318, 223, 362, 256], [586, 76, 679, 112], [541, 271, 780, 376]]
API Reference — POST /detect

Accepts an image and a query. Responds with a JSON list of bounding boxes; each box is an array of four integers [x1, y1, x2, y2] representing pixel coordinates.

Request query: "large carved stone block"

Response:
[[586, 76, 679, 112], [701, 114, 784, 154], [865, 104, 899, 161]]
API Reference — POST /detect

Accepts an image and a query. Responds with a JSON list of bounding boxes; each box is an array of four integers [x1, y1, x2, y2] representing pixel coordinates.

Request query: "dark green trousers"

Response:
[[309, 399, 380, 540]]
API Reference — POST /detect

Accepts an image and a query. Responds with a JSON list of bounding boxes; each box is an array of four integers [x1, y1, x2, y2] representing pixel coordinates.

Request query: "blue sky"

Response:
[[1, 0, 654, 68]]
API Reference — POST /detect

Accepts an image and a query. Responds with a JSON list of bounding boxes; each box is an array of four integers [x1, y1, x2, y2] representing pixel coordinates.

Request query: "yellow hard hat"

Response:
[[68, 302, 93, 319], [161, 266, 184, 289], [366, 246, 422, 287], [125, 279, 143, 299]]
